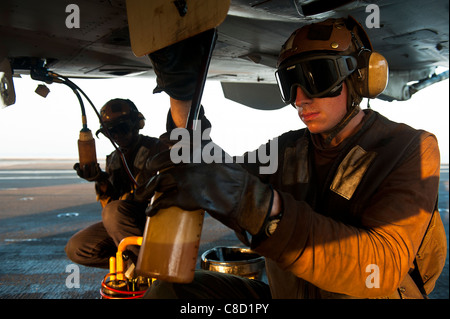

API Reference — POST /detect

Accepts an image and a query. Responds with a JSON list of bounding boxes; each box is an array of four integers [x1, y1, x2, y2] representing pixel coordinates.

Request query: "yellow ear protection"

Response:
[[347, 16, 389, 98], [354, 50, 389, 98]]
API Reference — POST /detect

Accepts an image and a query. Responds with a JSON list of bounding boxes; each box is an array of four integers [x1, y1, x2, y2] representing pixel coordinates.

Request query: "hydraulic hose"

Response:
[[49, 72, 139, 187]]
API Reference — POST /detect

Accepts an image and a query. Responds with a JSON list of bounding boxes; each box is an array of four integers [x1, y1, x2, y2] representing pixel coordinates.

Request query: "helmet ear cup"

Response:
[[367, 52, 389, 98], [137, 112, 145, 130], [354, 51, 389, 98]]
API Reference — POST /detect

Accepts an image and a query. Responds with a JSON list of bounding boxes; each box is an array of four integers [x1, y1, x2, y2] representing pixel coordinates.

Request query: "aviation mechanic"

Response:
[[179, 303, 269, 316]]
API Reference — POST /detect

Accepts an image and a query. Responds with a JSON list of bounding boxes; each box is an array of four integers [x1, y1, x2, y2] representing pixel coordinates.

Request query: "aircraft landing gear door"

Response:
[[125, 0, 230, 56], [0, 58, 16, 107]]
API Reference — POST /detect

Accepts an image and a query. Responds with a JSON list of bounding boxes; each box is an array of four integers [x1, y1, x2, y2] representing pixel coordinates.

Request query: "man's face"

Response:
[[294, 82, 348, 136], [112, 131, 134, 149], [107, 121, 136, 149]]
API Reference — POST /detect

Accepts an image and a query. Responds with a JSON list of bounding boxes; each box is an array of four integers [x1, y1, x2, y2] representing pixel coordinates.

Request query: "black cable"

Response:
[[60, 80, 87, 129], [49, 72, 139, 187], [50, 73, 100, 121]]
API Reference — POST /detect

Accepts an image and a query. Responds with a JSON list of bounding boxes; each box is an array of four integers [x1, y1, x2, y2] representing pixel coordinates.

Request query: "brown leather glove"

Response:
[[73, 162, 108, 182]]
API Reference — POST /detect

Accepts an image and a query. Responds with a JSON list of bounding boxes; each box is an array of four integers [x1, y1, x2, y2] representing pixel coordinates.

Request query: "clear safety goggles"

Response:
[[275, 54, 357, 104]]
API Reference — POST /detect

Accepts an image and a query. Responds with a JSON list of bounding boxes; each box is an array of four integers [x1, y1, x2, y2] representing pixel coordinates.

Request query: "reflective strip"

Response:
[[330, 145, 377, 200]]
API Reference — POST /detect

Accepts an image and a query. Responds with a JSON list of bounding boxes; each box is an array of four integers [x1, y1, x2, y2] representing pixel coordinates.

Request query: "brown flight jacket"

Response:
[[245, 109, 446, 298], [95, 134, 166, 207]]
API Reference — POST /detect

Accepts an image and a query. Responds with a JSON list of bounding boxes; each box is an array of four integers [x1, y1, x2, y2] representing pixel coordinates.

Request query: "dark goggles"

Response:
[[98, 120, 133, 137], [275, 54, 357, 104]]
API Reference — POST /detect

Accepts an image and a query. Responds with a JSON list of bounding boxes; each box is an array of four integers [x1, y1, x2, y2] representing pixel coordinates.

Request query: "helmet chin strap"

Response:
[[322, 102, 360, 145], [321, 79, 361, 145]]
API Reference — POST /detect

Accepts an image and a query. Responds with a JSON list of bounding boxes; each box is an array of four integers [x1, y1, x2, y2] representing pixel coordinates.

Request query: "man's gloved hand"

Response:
[[135, 151, 274, 239], [166, 104, 212, 132], [73, 162, 107, 182], [148, 29, 215, 101]]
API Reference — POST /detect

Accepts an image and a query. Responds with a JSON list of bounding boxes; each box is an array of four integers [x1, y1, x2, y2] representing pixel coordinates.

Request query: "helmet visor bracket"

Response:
[[275, 54, 357, 104]]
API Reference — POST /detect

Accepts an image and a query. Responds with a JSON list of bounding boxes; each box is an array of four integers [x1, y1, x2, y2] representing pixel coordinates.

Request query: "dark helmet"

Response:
[[97, 98, 145, 137]]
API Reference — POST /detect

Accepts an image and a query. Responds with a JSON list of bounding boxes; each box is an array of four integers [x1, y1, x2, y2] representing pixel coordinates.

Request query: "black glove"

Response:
[[148, 29, 215, 101], [73, 162, 107, 182], [135, 153, 274, 238]]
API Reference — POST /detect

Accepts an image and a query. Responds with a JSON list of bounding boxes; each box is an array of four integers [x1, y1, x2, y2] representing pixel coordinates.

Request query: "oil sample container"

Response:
[[78, 127, 97, 167], [136, 193, 204, 283]]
